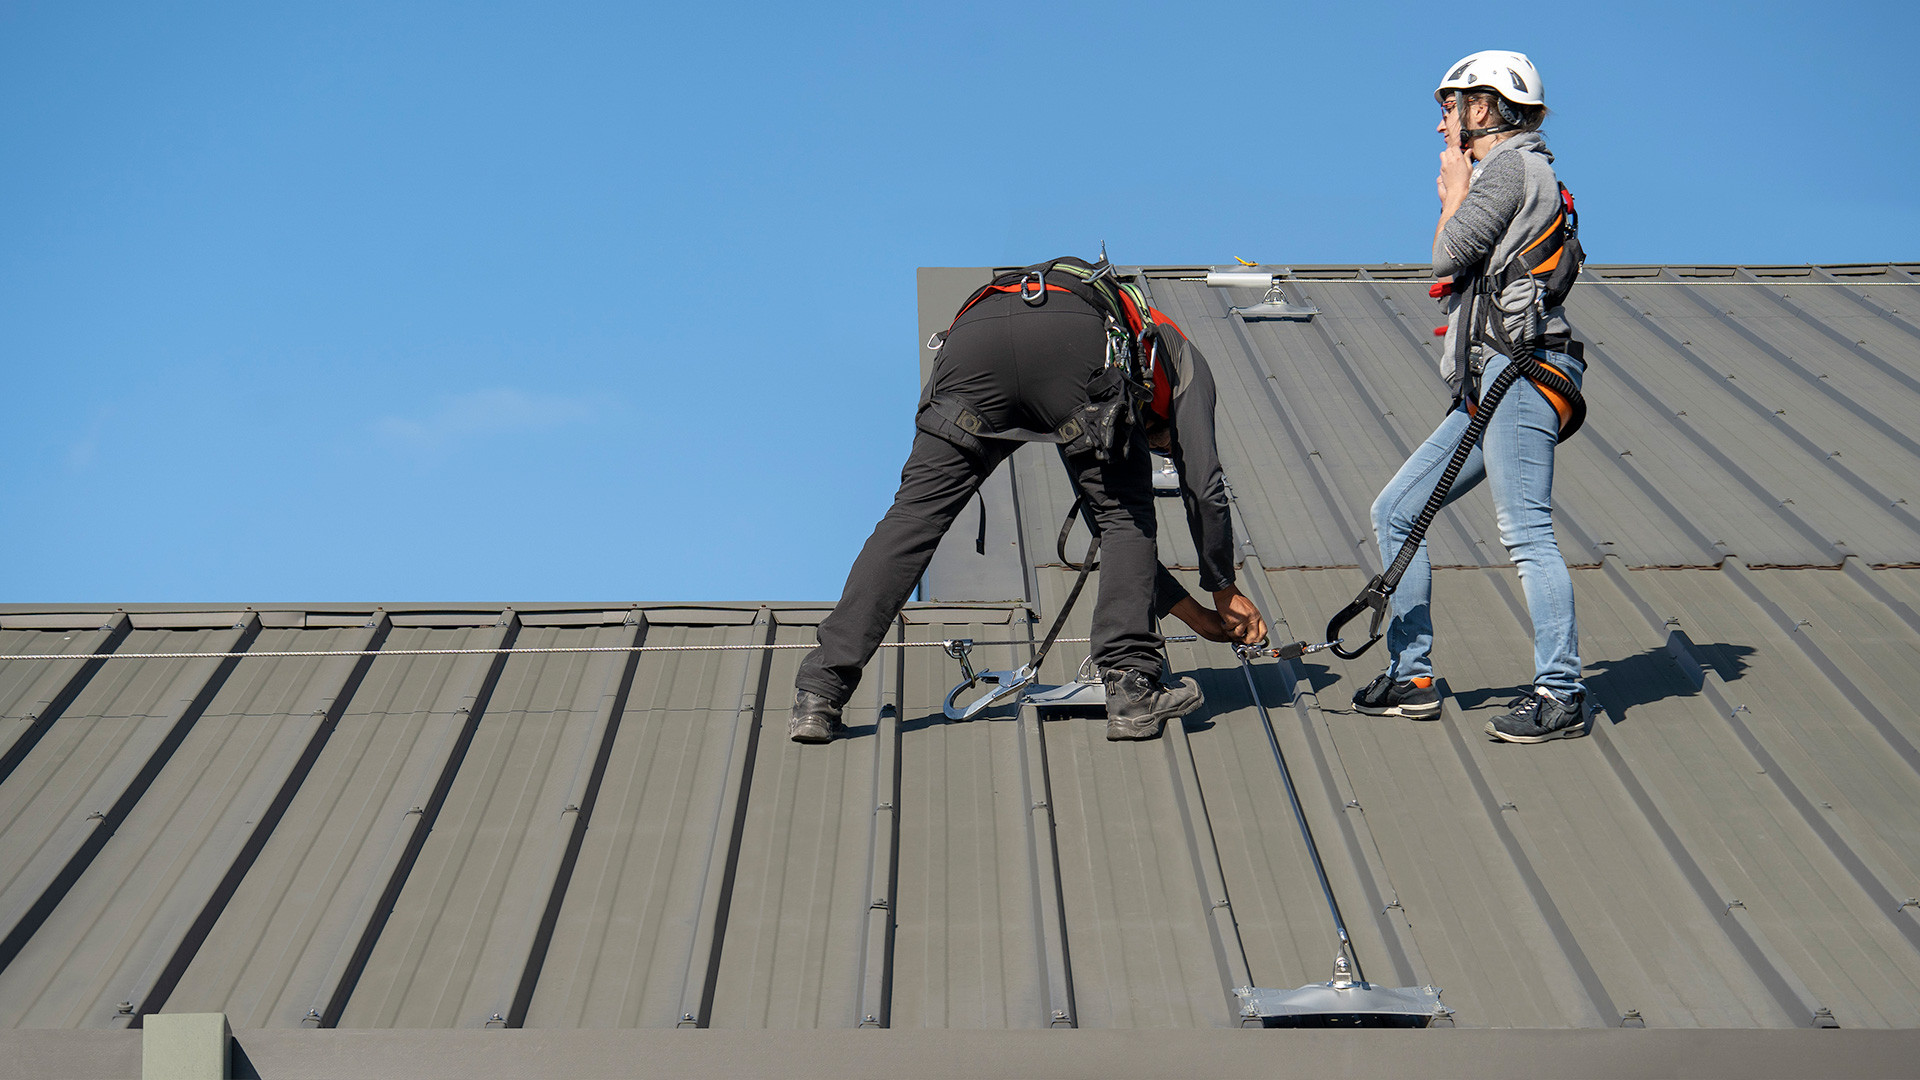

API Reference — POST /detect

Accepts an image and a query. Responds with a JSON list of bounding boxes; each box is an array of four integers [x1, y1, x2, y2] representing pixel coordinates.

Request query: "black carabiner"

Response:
[[1325, 574, 1392, 660]]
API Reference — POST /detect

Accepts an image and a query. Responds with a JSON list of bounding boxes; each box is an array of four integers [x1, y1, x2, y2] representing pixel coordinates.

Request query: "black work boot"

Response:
[[1486, 687, 1589, 743], [1103, 668, 1204, 741], [1351, 672, 1441, 720], [789, 690, 844, 744]]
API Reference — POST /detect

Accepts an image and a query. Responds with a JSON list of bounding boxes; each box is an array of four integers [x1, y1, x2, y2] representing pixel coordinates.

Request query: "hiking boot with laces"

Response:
[[1351, 672, 1440, 720], [1103, 668, 1204, 741], [789, 690, 845, 744], [1486, 686, 1589, 743]]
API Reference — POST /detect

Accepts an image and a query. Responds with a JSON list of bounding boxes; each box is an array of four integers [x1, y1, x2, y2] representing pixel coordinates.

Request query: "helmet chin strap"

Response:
[[1454, 90, 1517, 152]]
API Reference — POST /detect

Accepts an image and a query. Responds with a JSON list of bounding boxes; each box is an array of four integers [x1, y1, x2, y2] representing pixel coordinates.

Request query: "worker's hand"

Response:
[[1437, 146, 1473, 208], [1167, 596, 1233, 643], [1213, 586, 1268, 646]]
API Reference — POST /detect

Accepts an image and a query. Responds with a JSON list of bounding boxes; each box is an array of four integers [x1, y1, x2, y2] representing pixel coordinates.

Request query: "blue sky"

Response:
[[3, 1, 1915, 603]]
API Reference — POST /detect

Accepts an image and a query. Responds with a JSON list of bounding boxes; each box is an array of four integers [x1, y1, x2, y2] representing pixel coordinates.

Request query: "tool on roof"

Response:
[[1229, 645, 1453, 1026]]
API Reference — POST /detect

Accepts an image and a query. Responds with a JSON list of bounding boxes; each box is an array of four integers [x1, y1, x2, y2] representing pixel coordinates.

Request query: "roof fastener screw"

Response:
[[561, 804, 580, 814], [863, 1014, 877, 1024], [1382, 900, 1403, 914], [1345, 799, 1361, 809], [117, 1001, 134, 1014], [1499, 802, 1517, 811], [1725, 899, 1746, 914], [1619, 1009, 1645, 1027], [405, 807, 424, 816], [1053, 1010, 1069, 1021], [302, 1009, 322, 1025], [486, 1013, 505, 1026], [1897, 899, 1919, 914], [86, 811, 106, 821], [871, 898, 888, 909], [681, 1013, 695, 1022]]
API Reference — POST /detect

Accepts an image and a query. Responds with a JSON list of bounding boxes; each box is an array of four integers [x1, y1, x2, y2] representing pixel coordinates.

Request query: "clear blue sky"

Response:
[[4, 1, 1915, 603]]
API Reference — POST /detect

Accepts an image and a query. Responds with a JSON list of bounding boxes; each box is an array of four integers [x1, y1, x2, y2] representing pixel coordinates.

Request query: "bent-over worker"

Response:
[[790, 257, 1266, 744]]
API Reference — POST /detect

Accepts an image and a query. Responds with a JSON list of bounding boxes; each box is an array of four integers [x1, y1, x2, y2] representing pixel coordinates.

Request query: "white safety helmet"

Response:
[[1434, 50, 1546, 108]]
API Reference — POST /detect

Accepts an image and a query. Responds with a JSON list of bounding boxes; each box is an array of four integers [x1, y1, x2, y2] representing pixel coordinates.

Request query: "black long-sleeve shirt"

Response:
[[1148, 330, 1237, 616]]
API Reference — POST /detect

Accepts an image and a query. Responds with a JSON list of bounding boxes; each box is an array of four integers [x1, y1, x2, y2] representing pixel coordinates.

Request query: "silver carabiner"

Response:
[[1019, 270, 1047, 305], [943, 664, 1037, 720]]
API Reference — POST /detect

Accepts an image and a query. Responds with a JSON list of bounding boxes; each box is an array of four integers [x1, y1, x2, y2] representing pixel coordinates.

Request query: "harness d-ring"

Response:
[[1019, 270, 1047, 305]]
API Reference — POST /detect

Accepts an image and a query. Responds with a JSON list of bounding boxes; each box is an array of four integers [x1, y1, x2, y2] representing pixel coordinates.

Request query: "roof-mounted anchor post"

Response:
[[1206, 266, 1320, 321], [1229, 652, 1449, 1028]]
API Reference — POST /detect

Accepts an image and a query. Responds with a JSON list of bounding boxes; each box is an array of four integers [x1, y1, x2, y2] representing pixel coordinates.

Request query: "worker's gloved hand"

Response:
[[1213, 586, 1268, 646], [1167, 596, 1233, 643]]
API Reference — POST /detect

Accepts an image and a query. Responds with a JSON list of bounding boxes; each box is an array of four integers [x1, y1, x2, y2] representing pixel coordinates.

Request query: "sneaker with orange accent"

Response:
[[1351, 673, 1440, 720]]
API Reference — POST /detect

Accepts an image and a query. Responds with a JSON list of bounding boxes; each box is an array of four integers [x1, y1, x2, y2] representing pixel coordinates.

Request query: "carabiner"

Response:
[[1325, 575, 1393, 661], [1019, 270, 1047, 305], [943, 664, 1037, 720]]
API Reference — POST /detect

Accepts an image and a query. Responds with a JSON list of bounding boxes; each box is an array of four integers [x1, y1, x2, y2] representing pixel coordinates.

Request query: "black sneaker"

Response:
[[1351, 673, 1440, 720], [1486, 687, 1589, 743], [789, 690, 844, 744]]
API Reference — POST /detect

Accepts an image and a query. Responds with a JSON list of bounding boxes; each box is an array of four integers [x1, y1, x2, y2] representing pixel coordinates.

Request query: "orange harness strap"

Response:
[[1464, 360, 1575, 432]]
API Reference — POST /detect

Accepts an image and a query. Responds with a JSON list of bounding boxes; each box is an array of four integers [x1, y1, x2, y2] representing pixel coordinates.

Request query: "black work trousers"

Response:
[[795, 290, 1162, 707]]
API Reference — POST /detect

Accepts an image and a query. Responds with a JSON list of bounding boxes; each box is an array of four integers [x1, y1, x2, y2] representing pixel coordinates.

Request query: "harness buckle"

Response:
[[1019, 271, 1047, 305]]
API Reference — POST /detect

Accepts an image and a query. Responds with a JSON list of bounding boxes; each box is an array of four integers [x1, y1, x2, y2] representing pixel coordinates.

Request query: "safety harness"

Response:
[[1322, 137, 1590, 662], [919, 256, 1177, 463]]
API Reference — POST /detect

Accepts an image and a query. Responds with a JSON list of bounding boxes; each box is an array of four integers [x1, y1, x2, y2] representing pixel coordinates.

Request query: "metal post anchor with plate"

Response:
[[1229, 642, 1454, 1027]]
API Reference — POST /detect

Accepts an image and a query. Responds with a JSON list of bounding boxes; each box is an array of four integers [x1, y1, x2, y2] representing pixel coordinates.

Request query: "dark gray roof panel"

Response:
[[3, 264, 1920, 1057], [1104, 266, 1920, 571]]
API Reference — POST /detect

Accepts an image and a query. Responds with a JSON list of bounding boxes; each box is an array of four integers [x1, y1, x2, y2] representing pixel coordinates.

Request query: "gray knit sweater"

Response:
[[1433, 132, 1572, 384]]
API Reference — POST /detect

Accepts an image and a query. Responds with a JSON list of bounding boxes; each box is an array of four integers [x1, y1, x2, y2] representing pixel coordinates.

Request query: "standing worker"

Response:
[[1355, 51, 1592, 743], [790, 257, 1267, 744]]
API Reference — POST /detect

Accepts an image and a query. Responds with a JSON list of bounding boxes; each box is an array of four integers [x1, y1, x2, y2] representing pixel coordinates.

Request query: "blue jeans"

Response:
[[1368, 350, 1586, 696]]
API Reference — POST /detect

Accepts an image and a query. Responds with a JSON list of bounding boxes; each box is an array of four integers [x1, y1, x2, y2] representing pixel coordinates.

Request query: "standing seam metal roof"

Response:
[[1, 265, 1918, 1072]]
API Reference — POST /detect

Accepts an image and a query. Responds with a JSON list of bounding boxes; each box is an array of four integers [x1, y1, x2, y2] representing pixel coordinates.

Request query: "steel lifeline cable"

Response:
[[0, 635, 1200, 663]]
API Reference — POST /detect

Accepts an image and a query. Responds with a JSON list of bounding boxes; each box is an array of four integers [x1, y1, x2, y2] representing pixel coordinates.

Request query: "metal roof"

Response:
[[5, 262, 1920, 1076]]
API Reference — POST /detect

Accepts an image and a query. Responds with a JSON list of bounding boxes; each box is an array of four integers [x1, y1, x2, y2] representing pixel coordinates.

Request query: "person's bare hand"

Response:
[[1212, 586, 1268, 646], [1438, 147, 1473, 206], [1168, 596, 1233, 643]]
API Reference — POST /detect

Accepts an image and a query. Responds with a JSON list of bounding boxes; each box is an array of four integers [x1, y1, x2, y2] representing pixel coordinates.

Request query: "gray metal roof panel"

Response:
[[3, 265, 1920, 1065]]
